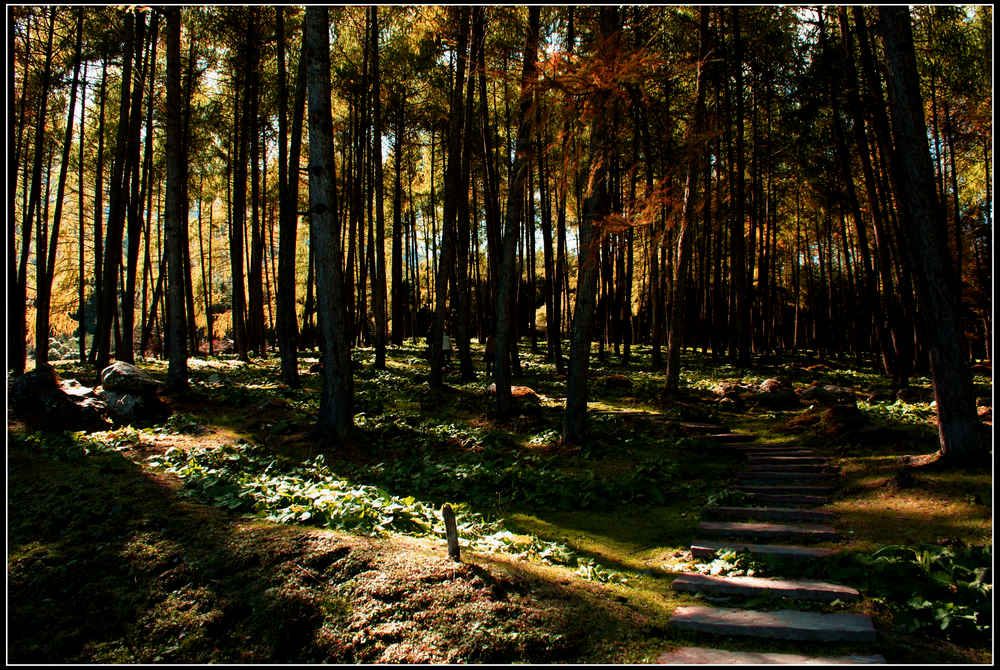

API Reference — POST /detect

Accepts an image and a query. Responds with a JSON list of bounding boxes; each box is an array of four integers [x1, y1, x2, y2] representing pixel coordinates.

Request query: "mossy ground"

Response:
[[7, 343, 992, 663]]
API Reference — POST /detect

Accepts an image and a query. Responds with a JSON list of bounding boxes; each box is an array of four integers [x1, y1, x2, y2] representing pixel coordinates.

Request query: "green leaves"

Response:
[[693, 547, 765, 578], [837, 542, 992, 642], [144, 439, 626, 584]]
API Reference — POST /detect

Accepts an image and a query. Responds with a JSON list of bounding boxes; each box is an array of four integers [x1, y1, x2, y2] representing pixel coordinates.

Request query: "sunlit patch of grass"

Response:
[[831, 454, 993, 552], [29, 345, 990, 663]]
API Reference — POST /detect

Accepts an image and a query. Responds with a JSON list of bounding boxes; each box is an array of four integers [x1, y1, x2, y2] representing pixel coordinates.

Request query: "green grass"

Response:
[[8, 343, 992, 663]]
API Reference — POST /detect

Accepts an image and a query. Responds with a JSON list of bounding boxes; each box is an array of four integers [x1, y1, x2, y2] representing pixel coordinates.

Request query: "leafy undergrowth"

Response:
[[7, 430, 640, 663], [9, 344, 993, 663]]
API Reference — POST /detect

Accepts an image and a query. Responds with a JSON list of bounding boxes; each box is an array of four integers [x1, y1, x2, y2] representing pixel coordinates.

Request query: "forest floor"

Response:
[[7, 342, 993, 663]]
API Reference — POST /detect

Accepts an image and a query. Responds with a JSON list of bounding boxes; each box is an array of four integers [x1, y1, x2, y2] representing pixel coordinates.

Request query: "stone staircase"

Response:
[[658, 433, 884, 664]]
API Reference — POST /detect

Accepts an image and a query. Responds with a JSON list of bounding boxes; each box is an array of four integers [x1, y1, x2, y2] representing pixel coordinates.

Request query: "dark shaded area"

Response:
[[7, 426, 651, 663]]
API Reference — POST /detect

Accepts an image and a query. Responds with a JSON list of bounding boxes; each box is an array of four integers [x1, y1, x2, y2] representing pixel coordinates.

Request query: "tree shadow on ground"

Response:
[[7, 427, 677, 663]]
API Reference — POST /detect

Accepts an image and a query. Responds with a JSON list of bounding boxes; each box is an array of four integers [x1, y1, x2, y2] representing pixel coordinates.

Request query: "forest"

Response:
[[7, 4, 994, 665]]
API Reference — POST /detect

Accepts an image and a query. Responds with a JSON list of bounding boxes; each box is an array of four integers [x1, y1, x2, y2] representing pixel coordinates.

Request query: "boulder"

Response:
[[11, 367, 110, 431], [896, 386, 933, 403], [712, 381, 745, 399], [752, 378, 799, 409], [100, 390, 171, 423], [799, 383, 856, 406], [100, 361, 163, 395], [816, 404, 867, 436], [59, 379, 94, 397], [600, 374, 632, 390], [758, 378, 787, 394], [784, 402, 867, 438], [865, 389, 896, 403]]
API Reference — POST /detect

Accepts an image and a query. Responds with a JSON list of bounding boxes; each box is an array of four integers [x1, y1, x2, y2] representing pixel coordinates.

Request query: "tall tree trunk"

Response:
[[538, 128, 559, 367], [230, 34, 251, 361], [95, 10, 139, 369], [77, 60, 89, 361], [197, 177, 212, 358], [431, 7, 471, 388], [305, 5, 353, 440], [89, 52, 109, 363], [36, 8, 84, 367], [277, 11, 308, 385], [665, 7, 709, 392], [120, 12, 155, 363], [454, 7, 483, 382], [245, 10, 266, 355], [165, 6, 188, 390], [494, 6, 540, 414], [371, 6, 388, 369], [13, 7, 55, 374], [564, 7, 617, 443], [878, 7, 981, 464], [391, 98, 406, 345], [730, 6, 751, 366]]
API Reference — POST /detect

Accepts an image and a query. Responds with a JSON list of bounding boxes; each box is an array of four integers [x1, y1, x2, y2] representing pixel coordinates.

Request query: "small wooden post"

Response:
[[441, 503, 460, 562]]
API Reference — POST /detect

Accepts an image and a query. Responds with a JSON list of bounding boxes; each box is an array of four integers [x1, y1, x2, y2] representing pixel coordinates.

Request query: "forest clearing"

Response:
[[7, 4, 993, 665]]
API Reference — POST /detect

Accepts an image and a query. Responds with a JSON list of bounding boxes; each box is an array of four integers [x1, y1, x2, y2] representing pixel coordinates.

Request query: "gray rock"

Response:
[[670, 606, 876, 642], [702, 505, 834, 524], [99, 390, 171, 424], [100, 361, 163, 395], [11, 367, 110, 431], [670, 573, 859, 602], [696, 520, 840, 543], [758, 378, 788, 393], [656, 646, 885, 664], [752, 378, 801, 409], [799, 382, 856, 405], [690, 541, 837, 561], [58, 379, 95, 397]]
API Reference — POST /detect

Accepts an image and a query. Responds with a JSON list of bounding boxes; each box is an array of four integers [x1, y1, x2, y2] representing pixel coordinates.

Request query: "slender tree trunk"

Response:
[[305, 6, 353, 440], [878, 7, 981, 464], [495, 6, 540, 413], [13, 7, 55, 374], [390, 99, 406, 345], [95, 10, 140, 369], [730, 6, 750, 366], [371, 6, 388, 369], [120, 12, 155, 363], [665, 7, 709, 392], [89, 53, 109, 364], [165, 6, 188, 390], [36, 8, 84, 367], [431, 7, 471, 388], [538, 128, 559, 366], [277, 14, 307, 385], [454, 7, 483, 381], [564, 7, 618, 443], [77, 60, 89, 361]]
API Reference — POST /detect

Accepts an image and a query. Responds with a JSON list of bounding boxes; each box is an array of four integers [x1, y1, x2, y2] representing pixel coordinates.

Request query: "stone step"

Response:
[[691, 541, 838, 562], [703, 505, 834, 524], [744, 463, 837, 473], [704, 433, 757, 443], [738, 479, 836, 489], [718, 442, 799, 451], [670, 606, 877, 642], [697, 521, 840, 543], [744, 492, 830, 507], [736, 484, 836, 496], [747, 455, 830, 465], [671, 572, 859, 602], [737, 470, 835, 482], [672, 421, 729, 434], [656, 646, 885, 664], [743, 449, 816, 459]]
